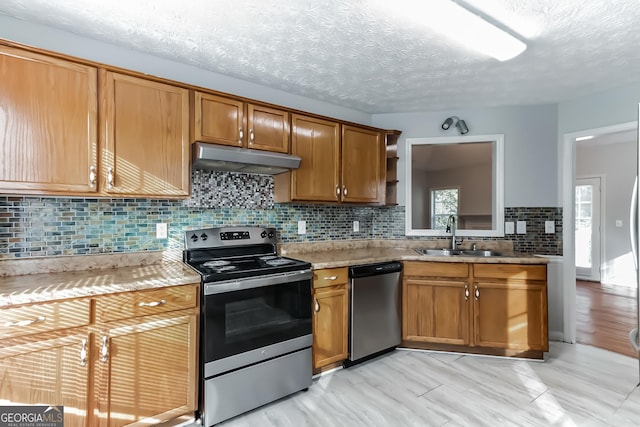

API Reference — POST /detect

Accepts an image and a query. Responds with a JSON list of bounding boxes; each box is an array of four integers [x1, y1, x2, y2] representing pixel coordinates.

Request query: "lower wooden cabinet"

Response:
[[402, 261, 548, 358], [0, 328, 90, 427], [93, 310, 198, 427], [312, 268, 348, 371], [0, 283, 199, 427]]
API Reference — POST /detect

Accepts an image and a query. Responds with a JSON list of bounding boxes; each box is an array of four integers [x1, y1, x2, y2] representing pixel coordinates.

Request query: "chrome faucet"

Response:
[[446, 215, 457, 250]]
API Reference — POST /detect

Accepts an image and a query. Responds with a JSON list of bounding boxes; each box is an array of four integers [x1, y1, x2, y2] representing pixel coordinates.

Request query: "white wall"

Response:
[[0, 15, 371, 125], [373, 104, 559, 207], [576, 140, 636, 286]]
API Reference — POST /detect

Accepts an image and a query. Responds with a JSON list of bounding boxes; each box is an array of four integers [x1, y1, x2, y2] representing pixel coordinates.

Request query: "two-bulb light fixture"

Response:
[[442, 116, 469, 134]]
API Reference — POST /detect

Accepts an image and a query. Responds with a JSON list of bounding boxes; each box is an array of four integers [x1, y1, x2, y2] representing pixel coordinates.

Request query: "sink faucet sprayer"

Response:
[[446, 215, 457, 250]]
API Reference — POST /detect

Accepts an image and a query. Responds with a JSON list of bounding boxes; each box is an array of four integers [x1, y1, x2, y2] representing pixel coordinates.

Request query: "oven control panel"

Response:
[[184, 227, 278, 250], [220, 231, 250, 240]]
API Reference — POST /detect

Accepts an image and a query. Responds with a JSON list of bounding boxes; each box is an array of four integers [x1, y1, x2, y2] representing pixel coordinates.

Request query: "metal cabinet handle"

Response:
[[106, 167, 114, 189], [343, 186, 348, 196], [100, 336, 109, 363], [4, 316, 46, 328], [336, 186, 341, 196], [324, 276, 338, 281], [80, 338, 88, 367], [475, 285, 479, 300], [464, 285, 469, 301], [249, 129, 254, 144], [138, 299, 166, 307], [238, 128, 244, 144], [89, 166, 96, 188], [314, 297, 320, 313]]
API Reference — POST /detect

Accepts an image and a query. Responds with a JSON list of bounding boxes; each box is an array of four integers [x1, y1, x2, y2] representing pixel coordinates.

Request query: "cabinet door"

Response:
[[247, 104, 290, 153], [0, 330, 90, 427], [192, 92, 244, 147], [403, 278, 470, 345], [290, 114, 340, 202], [0, 46, 98, 194], [100, 71, 190, 197], [472, 281, 548, 351], [341, 125, 384, 203], [94, 310, 198, 427], [312, 285, 348, 369]]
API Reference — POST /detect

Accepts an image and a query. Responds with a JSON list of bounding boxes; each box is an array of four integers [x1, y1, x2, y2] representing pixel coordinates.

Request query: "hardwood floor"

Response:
[[576, 280, 638, 358], [217, 343, 640, 426]]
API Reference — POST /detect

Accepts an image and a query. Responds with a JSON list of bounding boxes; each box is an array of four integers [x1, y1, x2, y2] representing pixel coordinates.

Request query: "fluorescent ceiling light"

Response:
[[374, 0, 527, 61], [575, 135, 595, 141]]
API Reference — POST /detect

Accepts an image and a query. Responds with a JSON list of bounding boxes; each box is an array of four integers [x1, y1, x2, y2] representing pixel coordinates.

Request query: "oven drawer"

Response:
[[96, 284, 198, 323], [0, 298, 91, 339]]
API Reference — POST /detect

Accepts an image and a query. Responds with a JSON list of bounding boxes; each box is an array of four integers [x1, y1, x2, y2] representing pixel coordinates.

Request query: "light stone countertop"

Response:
[[0, 255, 201, 308], [286, 247, 549, 269], [280, 239, 550, 269]]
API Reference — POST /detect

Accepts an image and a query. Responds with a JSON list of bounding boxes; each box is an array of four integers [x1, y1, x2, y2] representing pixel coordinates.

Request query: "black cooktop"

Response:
[[187, 254, 311, 283]]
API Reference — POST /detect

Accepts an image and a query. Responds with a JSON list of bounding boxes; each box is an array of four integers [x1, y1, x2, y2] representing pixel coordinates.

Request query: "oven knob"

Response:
[[260, 231, 267, 238], [190, 234, 198, 242], [200, 233, 208, 241], [268, 231, 275, 238]]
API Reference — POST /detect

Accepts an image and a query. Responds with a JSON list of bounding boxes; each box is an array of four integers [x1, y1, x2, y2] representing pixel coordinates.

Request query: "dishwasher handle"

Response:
[[349, 261, 402, 278]]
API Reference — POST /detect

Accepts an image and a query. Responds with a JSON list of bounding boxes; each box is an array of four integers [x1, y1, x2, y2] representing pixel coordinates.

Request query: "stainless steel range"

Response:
[[183, 227, 313, 426]]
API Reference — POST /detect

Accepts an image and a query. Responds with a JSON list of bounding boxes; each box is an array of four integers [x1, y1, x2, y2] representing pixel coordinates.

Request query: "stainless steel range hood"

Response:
[[192, 142, 301, 175]]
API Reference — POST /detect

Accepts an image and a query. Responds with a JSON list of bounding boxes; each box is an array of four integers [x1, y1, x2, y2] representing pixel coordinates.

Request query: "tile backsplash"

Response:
[[0, 171, 562, 259]]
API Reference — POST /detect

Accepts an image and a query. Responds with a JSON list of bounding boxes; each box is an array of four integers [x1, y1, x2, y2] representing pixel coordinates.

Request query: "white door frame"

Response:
[[575, 176, 603, 282], [561, 121, 637, 343]]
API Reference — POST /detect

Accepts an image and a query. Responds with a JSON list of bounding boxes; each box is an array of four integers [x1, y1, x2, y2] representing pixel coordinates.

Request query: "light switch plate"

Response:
[[545, 220, 555, 234], [516, 221, 527, 234], [616, 220, 623, 228], [505, 221, 514, 234], [353, 220, 360, 232], [297, 220, 306, 235], [156, 222, 168, 239]]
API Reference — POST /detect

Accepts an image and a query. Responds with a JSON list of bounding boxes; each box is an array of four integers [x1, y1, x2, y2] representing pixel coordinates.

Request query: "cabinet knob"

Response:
[[314, 297, 320, 313], [464, 284, 469, 301], [249, 129, 254, 144], [475, 285, 479, 300], [336, 186, 341, 196], [238, 128, 244, 144], [89, 166, 96, 188], [106, 167, 114, 190], [343, 186, 348, 196]]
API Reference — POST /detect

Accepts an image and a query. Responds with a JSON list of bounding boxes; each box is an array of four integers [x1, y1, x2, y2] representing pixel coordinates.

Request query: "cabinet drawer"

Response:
[[403, 261, 469, 278], [313, 268, 349, 288], [0, 298, 91, 339], [96, 284, 198, 323], [473, 264, 547, 281]]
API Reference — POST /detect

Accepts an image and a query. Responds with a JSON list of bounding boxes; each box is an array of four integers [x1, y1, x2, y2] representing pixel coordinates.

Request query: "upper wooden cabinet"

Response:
[[0, 46, 98, 195], [100, 71, 190, 197], [192, 92, 290, 153], [288, 114, 341, 202], [275, 115, 385, 204], [341, 125, 385, 204]]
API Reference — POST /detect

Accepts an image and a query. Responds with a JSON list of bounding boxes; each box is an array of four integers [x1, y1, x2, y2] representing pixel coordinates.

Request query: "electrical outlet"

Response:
[[353, 220, 360, 232], [505, 221, 514, 234], [516, 221, 527, 234], [545, 221, 555, 234], [616, 220, 623, 228], [297, 220, 306, 235], [156, 222, 168, 239]]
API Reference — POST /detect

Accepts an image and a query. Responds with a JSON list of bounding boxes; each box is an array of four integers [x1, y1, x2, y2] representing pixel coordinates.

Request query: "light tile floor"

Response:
[[217, 342, 640, 426]]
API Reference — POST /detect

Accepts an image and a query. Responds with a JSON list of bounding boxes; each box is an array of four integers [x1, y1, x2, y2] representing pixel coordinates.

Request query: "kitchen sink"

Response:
[[415, 248, 503, 257]]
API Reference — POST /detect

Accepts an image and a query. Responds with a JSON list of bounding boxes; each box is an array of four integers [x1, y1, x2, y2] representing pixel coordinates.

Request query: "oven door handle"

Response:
[[204, 269, 313, 295]]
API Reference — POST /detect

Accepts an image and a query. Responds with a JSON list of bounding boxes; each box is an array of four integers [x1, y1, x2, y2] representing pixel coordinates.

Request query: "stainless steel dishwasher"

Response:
[[346, 261, 402, 366]]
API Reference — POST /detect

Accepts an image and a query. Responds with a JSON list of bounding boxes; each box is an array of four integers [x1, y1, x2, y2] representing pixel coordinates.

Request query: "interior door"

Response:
[[575, 177, 602, 281], [631, 105, 640, 378]]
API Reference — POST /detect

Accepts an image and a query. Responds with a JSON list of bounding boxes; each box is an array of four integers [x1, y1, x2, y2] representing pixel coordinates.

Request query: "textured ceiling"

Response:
[[2, 0, 640, 114]]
